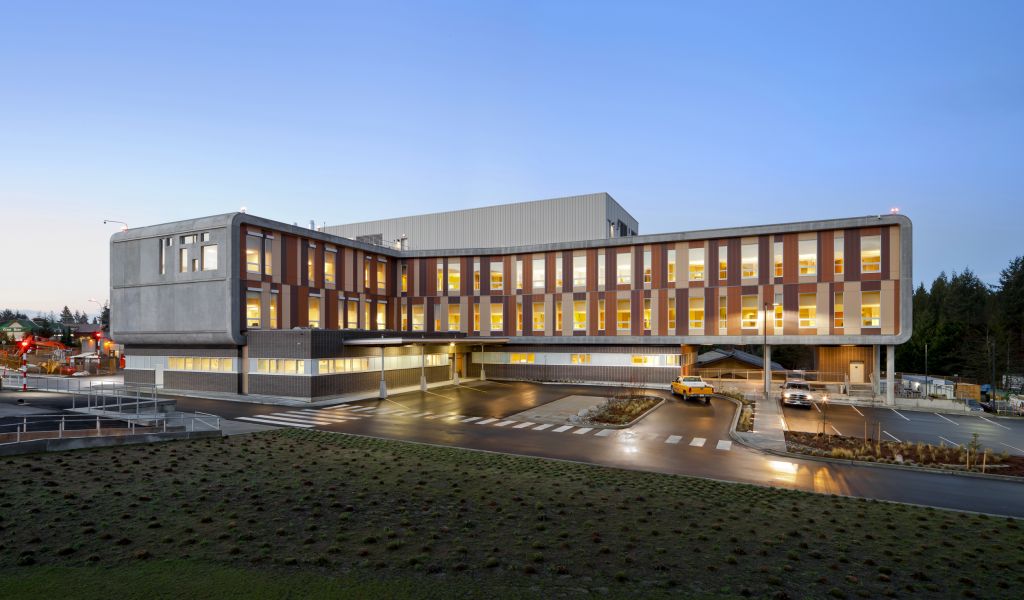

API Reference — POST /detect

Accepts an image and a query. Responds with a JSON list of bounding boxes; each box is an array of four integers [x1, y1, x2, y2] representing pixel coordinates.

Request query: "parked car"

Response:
[[780, 381, 814, 408], [964, 399, 984, 412], [671, 375, 715, 404]]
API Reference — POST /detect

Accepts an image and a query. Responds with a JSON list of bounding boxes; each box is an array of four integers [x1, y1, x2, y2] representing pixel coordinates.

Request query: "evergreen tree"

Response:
[[60, 306, 74, 324]]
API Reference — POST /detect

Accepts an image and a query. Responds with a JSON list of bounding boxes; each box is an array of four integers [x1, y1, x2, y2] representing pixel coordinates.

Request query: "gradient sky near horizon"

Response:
[[2, 1, 1022, 316]]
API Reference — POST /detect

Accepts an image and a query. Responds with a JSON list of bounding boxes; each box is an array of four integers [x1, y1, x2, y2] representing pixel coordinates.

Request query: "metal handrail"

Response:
[[0, 412, 221, 446]]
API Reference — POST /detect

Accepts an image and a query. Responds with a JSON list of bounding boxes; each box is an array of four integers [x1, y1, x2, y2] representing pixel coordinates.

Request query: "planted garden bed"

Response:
[[584, 395, 661, 426]]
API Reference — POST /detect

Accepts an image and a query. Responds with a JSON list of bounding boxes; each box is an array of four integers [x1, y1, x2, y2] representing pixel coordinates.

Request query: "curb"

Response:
[[581, 396, 666, 430]]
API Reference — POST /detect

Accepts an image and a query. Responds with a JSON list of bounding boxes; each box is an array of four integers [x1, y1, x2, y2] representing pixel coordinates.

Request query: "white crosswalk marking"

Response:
[[349, 406, 374, 412], [494, 420, 517, 427], [595, 429, 615, 437], [552, 425, 573, 433], [476, 418, 498, 425], [690, 437, 706, 447], [268, 413, 351, 425], [665, 435, 682, 444], [236, 416, 312, 428], [326, 405, 355, 411], [716, 440, 732, 451], [446, 414, 464, 420], [532, 423, 553, 431], [413, 412, 433, 417], [513, 422, 535, 429], [461, 416, 482, 423], [572, 427, 593, 435]]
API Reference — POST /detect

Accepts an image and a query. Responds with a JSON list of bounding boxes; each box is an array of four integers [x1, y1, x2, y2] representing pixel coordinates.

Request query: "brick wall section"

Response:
[[164, 371, 240, 393], [124, 369, 156, 385]]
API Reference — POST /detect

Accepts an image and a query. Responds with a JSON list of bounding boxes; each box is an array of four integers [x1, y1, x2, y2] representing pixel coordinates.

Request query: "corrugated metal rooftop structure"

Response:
[[320, 192, 638, 251]]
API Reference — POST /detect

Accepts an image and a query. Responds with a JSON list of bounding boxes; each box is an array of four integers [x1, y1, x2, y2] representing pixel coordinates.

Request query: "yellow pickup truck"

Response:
[[671, 375, 715, 404]]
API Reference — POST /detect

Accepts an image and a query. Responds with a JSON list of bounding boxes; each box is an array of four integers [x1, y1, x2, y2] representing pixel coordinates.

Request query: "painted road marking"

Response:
[[716, 440, 732, 451], [494, 420, 517, 427], [883, 430, 902, 442], [532, 423, 553, 431], [830, 424, 843, 436], [812, 402, 822, 413], [1001, 442, 1024, 454], [349, 406, 375, 412], [938, 436, 962, 447], [296, 410, 362, 420], [236, 416, 313, 428], [665, 435, 682, 444], [890, 408, 911, 421], [373, 408, 398, 414], [513, 422, 535, 429], [424, 389, 456, 401], [573, 427, 593, 435], [849, 405, 864, 417], [326, 405, 356, 411], [413, 412, 433, 418], [460, 416, 482, 423], [269, 413, 352, 425], [690, 437, 706, 447], [552, 425, 573, 433], [595, 429, 615, 437], [980, 416, 1011, 430], [932, 412, 958, 425], [476, 418, 498, 425], [446, 414, 465, 420]]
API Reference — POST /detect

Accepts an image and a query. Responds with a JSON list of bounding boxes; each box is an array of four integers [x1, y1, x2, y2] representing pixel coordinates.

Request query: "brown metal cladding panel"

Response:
[[562, 252, 572, 293], [828, 284, 836, 335], [657, 289, 668, 336], [880, 226, 891, 280], [727, 239, 741, 287], [630, 290, 642, 336], [783, 284, 799, 335], [325, 290, 336, 329], [284, 236, 298, 285], [741, 285, 758, 295], [546, 252, 556, 293], [783, 233, 798, 284], [523, 254, 534, 294], [633, 246, 643, 291], [820, 230, 834, 283], [423, 258, 434, 296], [521, 299, 532, 337], [676, 288, 686, 336], [845, 230, 861, 283], [758, 236, 770, 285], [862, 280, 882, 292], [588, 292, 599, 336], [817, 346, 873, 382], [479, 257, 489, 295], [708, 243, 720, 287], [727, 287, 741, 336], [288, 286, 301, 328], [652, 244, 664, 289], [504, 255, 514, 295]]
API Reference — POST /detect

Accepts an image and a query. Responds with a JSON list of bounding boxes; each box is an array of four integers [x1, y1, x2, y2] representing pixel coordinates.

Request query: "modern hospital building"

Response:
[[110, 193, 911, 402]]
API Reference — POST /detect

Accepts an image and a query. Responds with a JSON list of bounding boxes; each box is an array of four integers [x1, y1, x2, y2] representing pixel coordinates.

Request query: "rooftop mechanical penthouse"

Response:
[[110, 193, 912, 402]]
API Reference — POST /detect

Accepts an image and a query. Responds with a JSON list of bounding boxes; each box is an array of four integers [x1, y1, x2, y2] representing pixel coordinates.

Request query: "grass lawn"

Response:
[[1, 429, 1022, 599]]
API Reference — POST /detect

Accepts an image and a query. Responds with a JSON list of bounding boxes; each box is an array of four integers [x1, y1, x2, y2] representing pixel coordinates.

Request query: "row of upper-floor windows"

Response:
[[245, 291, 388, 331], [687, 291, 882, 331], [158, 233, 218, 275], [412, 233, 884, 295], [244, 233, 388, 292]]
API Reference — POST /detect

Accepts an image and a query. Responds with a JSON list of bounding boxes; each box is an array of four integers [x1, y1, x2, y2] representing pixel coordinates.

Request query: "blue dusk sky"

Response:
[[1, 1, 1022, 315]]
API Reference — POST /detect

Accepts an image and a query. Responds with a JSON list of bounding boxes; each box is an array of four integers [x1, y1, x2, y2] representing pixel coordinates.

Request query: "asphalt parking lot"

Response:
[[783, 401, 1024, 454]]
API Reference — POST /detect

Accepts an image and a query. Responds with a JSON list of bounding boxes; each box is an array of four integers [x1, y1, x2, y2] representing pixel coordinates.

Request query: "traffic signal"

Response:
[[20, 339, 29, 349], [94, 331, 102, 340]]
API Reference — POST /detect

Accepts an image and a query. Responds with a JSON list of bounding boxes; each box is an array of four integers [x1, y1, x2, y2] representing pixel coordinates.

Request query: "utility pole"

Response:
[[924, 342, 929, 399]]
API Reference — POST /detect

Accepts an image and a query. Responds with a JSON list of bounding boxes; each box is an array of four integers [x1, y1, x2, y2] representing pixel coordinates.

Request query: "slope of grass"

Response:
[[1, 429, 1022, 599]]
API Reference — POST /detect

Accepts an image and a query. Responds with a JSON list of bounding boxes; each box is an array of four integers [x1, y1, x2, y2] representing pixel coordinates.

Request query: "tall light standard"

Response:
[[103, 219, 128, 232]]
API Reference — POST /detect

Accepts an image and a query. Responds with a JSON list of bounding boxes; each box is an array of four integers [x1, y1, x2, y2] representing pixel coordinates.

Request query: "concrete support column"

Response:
[[419, 345, 427, 392], [379, 346, 387, 399], [763, 345, 772, 400], [872, 344, 881, 397], [479, 344, 486, 381], [886, 345, 895, 406]]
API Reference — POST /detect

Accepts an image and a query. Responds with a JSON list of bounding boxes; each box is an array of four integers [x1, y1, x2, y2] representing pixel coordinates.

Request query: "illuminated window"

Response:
[[741, 295, 758, 329], [364, 259, 371, 289], [376, 302, 386, 330], [861, 291, 881, 327], [597, 252, 606, 286], [773, 241, 783, 277], [573, 255, 586, 287], [448, 260, 460, 293], [490, 303, 503, 332], [643, 298, 651, 330], [263, 238, 272, 276], [377, 261, 386, 293], [201, 245, 218, 271], [180, 234, 197, 245], [401, 303, 409, 331], [532, 257, 545, 291], [308, 296, 321, 328], [510, 353, 534, 364], [616, 252, 631, 285], [774, 293, 783, 330], [516, 299, 523, 331], [448, 303, 460, 331], [473, 260, 480, 292], [555, 253, 563, 289], [401, 263, 408, 293], [347, 300, 358, 329], [834, 236, 844, 275], [515, 258, 522, 291], [688, 297, 704, 329], [834, 292, 845, 328], [861, 235, 881, 273], [473, 303, 480, 331], [798, 239, 817, 276], [718, 245, 728, 280], [246, 291, 260, 328], [799, 293, 817, 328], [556, 302, 563, 331], [719, 294, 727, 333], [631, 355, 650, 365], [571, 353, 591, 365], [491, 260, 504, 291], [741, 243, 757, 278], [255, 359, 305, 374], [364, 302, 371, 331], [598, 299, 606, 330], [324, 250, 336, 285], [179, 248, 188, 273], [667, 249, 676, 283], [411, 304, 424, 331], [616, 299, 630, 332], [573, 300, 586, 331], [269, 293, 278, 329], [688, 248, 704, 282], [667, 297, 676, 330], [168, 357, 232, 372], [643, 250, 652, 284], [532, 302, 545, 331], [436, 259, 443, 292], [307, 248, 316, 286]]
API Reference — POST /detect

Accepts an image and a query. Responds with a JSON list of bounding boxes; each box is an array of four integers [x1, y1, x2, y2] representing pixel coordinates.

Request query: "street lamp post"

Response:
[[103, 219, 128, 232]]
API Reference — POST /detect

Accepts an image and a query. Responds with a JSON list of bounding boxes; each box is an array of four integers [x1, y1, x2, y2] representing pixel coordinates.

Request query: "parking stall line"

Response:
[[552, 425, 573, 433], [830, 424, 843, 436], [883, 430, 902, 442], [595, 429, 615, 437], [1001, 442, 1024, 454], [413, 412, 433, 418], [812, 402, 821, 413], [325, 405, 356, 411], [938, 436, 961, 447], [532, 423, 553, 431], [690, 437, 706, 447], [513, 422, 535, 429], [934, 413, 958, 425], [494, 420, 517, 427], [424, 390, 456, 401], [476, 418, 498, 425], [460, 416, 482, 423], [980, 416, 1011, 430], [236, 416, 312, 428], [716, 440, 732, 451], [348, 406, 375, 412], [849, 405, 864, 417], [572, 427, 593, 435], [665, 435, 682, 444], [890, 408, 911, 421]]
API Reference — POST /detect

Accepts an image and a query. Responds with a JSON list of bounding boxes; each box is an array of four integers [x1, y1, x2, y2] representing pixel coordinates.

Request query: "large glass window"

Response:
[[598, 299, 606, 330], [436, 259, 443, 292], [643, 250, 652, 284], [490, 303, 503, 332], [688, 248, 704, 281], [491, 260, 504, 291], [616, 252, 631, 285], [688, 297, 704, 329], [573, 300, 586, 331], [347, 300, 358, 329], [179, 248, 188, 273], [324, 251, 336, 285], [798, 239, 817, 276], [643, 298, 652, 330], [741, 243, 757, 278], [377, 261, 386, 293], [376, 302, 387, 330], [667, 249, 676, 283], [364, 259, 371, 289], [401, 263, 408, 293], [515, 258, 523, 291], [532, 302, 545, 331], [573, 255, 586, 287], [555, 254, 563, 289], [411, 304, 424, 331], [263, 238, 272, 276], [799, 293, 817, 328], [532, 257, 545, 291], [448, 303, 460, 331], [308, 296, 321, 328], [598, 252, 606, 286], [246, 291, 260, 328], [773, 241, 783, 278], [364, 302, 371, 330], [718, 294, 727, 333], [516, 299, 523, 331], [834, 292, 845, 328], [774, 293, 783, 330], [201, 245, 218, 271], [616, 299, 630, 331], [160, 237, 172, 275], [834, 236, 844, 275], [473, 303, 480, 331], [269, 293, 278, 329], [861, 291, 881, 327], [718, 245, 728, 280], [555, 302, 563, 331], [307, 248, 316, 286], [861, 235, 881, 273], [667, 297, 676, 330], [510, 353, 534, 364], [741, 295, 758, 329], [447, 260, 460, 293], [473, 260, 480, 292], [255, 359, 305, 375], [571, 354, 591, 365]]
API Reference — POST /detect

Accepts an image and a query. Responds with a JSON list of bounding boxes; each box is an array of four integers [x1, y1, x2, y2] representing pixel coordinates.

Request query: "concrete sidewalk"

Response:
[[733, 393, 787, 452]]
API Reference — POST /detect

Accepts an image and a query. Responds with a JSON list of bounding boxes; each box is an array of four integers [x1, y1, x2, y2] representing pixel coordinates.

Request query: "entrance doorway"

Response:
[[456, 353, 465, 378], [850, 361, 865, 384]]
